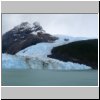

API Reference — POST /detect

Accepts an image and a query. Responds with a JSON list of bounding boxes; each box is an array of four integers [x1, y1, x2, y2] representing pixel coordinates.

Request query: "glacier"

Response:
[[16, 35, 88, 58], [2, 53, 91, 70], [2, 36, 91, 70], [2, 54, 28, 69]]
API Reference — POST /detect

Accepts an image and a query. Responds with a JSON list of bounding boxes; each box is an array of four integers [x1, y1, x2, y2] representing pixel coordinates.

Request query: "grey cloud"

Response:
[[2, 14, 98, 38]]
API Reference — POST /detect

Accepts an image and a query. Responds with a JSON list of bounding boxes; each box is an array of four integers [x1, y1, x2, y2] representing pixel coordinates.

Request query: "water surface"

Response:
[[2, 69, 98, 86]]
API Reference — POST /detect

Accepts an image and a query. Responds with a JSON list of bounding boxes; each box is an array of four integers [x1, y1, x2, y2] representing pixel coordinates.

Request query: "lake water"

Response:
[[2, 69, 98, 86]]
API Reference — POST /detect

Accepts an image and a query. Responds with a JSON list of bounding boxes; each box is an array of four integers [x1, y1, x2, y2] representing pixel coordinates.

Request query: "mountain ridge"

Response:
[[2, 22, 58, 54]]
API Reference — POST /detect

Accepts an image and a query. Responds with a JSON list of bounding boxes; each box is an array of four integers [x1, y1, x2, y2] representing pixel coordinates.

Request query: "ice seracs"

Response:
[[2, 53, 91, 70], [2, 53, 28, 69]]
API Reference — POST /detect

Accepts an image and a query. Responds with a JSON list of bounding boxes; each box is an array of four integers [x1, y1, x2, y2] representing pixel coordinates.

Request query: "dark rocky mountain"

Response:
[[2, 22, 58, 54], [48, 39, 98, 69]]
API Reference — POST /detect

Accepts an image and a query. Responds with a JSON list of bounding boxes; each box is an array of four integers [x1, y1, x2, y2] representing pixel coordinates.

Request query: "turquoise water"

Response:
[[2, 69, 98, 86]]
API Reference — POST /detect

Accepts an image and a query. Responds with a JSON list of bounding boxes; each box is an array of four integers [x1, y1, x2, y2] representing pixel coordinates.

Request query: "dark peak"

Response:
[[32, 21, 45, 33], [20, 22, 29, 26], [2, 21, 58, 54], [12, 22, 32, 33], [10, 21, 46, 34], [33, 22, 41, 27]]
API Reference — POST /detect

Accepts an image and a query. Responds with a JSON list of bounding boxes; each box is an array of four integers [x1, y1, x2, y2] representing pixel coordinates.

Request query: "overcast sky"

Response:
[[2, 14, 98, 38]]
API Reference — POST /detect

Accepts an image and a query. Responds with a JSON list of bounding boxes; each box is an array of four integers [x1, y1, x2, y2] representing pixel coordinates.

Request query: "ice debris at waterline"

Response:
[[2, 54, 91, 70]]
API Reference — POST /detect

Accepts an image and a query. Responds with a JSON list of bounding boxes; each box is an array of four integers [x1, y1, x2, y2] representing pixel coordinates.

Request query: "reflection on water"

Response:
[[2, 69, 98, 86]]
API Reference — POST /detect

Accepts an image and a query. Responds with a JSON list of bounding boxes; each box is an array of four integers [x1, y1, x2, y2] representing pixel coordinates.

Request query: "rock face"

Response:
[[48, 39, 98, 69], [2, 22, 58, 54]]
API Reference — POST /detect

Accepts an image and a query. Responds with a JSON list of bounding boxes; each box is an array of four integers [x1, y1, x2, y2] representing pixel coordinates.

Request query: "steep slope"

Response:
[[48, 39, 98, 69], [2, 22, 58, 54]]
